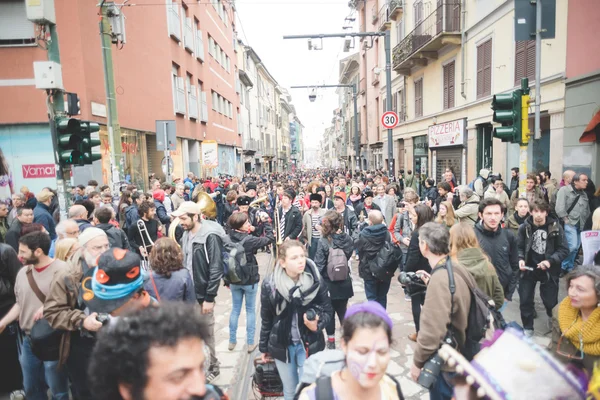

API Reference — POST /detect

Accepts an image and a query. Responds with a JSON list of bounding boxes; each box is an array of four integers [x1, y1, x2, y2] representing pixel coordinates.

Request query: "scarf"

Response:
[[273, 263, 320, 346], [349, 194, 362, 203], [558, 297, 600, 356], [513, 212, 529, 225]]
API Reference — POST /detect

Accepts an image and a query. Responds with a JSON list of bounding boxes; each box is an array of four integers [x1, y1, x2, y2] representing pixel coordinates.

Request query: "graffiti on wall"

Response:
[[218, 145, 235, 176]]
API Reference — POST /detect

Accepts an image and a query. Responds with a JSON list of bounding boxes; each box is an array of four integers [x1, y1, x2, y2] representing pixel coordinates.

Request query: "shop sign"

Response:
[[428, 118, 466, 148], [22, 164, 56, 179], [202, 140, 218, 168]]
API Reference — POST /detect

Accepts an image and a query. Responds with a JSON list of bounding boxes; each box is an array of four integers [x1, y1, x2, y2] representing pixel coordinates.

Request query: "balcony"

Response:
[[243, 139, 259, 154], [278, 150, 287, 159], [371, 67, 380, 86], [392, 1, 461, 75], [183, 18, 194, 53], [195, 30, 205, 62], [168, 5, 181, 42], [378, 0, 403, 32], [188, 89, 198, 120], [371, 4, 378, 24], [263, 146, 276, 158]]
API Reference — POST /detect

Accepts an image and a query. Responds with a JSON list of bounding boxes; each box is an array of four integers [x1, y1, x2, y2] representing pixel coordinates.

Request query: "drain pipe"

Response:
[[460, 0, 467, 99]]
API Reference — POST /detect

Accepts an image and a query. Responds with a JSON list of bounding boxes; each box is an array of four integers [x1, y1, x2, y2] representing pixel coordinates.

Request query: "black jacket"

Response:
[[0, 244, 22, 313], [154, 200, 171, 230], [223, 202, 238, 228], [517, 216, 569, 277], [404, 229, 431, 274], [340, 206, 359, 240], [229, 225, 275, 286], [313, 233, 355, 300], [75, 218, 93, 232], [474, 223, 519, 300], [354, 202, 381, 223], [96, 223, 132, 251], [278, 205, 303, 240], [187, 220, 226, 303], [355, 224, 390, 281], [424, 186, 438, 204], [509, 176, 519, 198], [5, 220, 22, 252], [259, 259, 332, 362], [128, 218, 159, 255]]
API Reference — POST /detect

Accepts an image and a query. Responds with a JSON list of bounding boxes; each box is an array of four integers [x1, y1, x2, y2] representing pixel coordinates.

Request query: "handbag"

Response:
[[26, 268, 63, 361]]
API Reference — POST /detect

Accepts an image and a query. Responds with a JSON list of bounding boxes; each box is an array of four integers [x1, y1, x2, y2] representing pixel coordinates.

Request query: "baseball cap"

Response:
[[81, 248, 146, 314], [334, 191, 347, 203], [171, 201, 201, 217]]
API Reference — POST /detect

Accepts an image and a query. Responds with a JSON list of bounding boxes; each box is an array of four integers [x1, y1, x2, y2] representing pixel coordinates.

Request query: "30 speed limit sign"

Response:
[[381, 111, 399, 129]]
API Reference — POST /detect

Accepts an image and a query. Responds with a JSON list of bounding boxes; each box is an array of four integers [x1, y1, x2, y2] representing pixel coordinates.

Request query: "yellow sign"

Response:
[[521, 94, 530, 145]]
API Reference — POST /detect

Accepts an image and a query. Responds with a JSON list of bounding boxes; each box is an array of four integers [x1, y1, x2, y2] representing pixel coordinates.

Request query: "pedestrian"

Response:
[[474, 198, 519, 307], [473, 169, 490, 199], [410, 222, 476, 400], [509, 173, 547, 214], [152, 189, 171, 233], [68, 204, 92, 232], [124, 191, 145, 231], [171, 201, 226, 382], [404, 204, 434, 342], [94, 206, 132, 251], [449, 222, 504, 309], [277, 190, 303, 242], [434, 182, 452, 215], [556, 173, 590, 275], [0, 203, 9, 243], [8, 193, 25, 227], [297, 301, 404, 400], [227, 211, 274, 353], [259, 240, 332, 400], [373, 184, 396, 226], [449, 186, 479, 226], [145, 237, 195, 303], [313, 210, 354, 349], [484, 176, 510, 211], [117, 190, 132, 230], [128, 201, 158, 258], [33, 189, 56, 240], [332, 191, 358, 239], [517, 200, 568, 337], [354, 190, 381, 223], [0, 232, 69, 400], [347, 185, 363, 209], [53, 238, 79, 262], [355, 210, 393, 309], [506, 198, 530, 237], [5, 207, 34, 251], [222, 190, 238, 228], [302, 193, 327, 260], [435, 200, 457, 228], [509, 167, 519, 198]]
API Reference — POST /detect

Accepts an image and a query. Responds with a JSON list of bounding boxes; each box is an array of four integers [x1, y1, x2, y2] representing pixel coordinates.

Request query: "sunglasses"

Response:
[[556, 332, 584, 360]]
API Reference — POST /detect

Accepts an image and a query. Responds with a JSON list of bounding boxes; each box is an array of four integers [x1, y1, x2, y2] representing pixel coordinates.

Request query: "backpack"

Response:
[[326, 245, 349, 281], [441, 258, 499, 361], [205, 236, 249, 284], [368, 241, 402, 281], [467, 176, 488, 195]]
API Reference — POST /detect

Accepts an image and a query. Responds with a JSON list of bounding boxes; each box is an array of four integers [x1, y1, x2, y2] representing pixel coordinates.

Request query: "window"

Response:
[[476, 39, 492, 99], [398, 89, 405, 121], [171, 64, 186, 115], [0, 0, 35, 46], [208, 36, 215, 56], [515, 40, 536, 86], [212, 91, 218, 111], [414, 79, 423, 117], [443, 61, 455, 109]]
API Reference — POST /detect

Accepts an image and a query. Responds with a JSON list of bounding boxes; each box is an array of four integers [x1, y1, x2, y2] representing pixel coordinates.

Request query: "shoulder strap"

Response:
[[315, 375, 334, 400], [26, 268, 46, 304], [566, 194, 581, 216]]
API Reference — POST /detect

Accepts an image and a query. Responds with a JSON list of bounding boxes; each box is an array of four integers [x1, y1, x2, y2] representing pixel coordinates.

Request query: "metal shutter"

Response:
[[0, 1, 35, 42], [146, 135, 156, 177], [435, 147, 463, 186]]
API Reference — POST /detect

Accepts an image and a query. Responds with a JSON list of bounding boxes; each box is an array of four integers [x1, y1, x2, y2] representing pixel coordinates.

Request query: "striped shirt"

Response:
[[311, 213, 321, 239]]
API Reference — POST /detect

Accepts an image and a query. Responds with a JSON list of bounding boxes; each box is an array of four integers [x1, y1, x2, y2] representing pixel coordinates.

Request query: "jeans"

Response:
[[308, 237, 319, 260], [411, 291, 426, 332], [201, 306, 218, 367], [19, 336, 69, 400], [274, 343, 306, 400], [562, 224, 581, 272], [229, 284, 258, 345], [519, 271, 559, 330], [326, 299, 348, 336], [429, 372, 455, 400], [363, 278, 392, 309]]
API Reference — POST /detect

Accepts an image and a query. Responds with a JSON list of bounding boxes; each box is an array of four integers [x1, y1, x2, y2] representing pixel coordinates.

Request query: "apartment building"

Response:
[[353, 0, 568, 184], [338, 53, 361, 170], [0, 0, 239, 192]]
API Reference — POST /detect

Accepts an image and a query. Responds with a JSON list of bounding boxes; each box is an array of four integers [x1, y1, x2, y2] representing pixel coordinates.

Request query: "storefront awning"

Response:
[[579, 110, 600, 143]]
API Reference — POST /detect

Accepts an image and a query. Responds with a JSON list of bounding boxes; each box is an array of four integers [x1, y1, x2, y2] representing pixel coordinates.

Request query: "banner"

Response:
[[581, 230, 600, 265], [201, 140, 218, 169]]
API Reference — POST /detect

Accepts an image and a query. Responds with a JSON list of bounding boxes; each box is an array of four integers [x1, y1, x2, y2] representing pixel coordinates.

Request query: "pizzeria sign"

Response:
[[428, 118, 466, 148]]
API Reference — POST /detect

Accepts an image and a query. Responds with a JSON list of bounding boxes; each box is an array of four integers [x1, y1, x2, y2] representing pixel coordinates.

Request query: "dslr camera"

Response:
[[398, 271, 427, 296]]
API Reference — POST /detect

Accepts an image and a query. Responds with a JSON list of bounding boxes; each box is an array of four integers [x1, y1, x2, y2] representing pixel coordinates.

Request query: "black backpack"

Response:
[[440, 258, 497, 361], [368, 241, 403, 281]]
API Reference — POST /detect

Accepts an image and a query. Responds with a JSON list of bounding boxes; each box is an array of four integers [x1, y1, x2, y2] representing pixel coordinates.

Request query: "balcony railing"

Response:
[[378, 0, 403, 31], [243, 139, 259, 153], [263, 147, 276, 158], [168, 6, 181, 42], [183, 18, 194, 52], [188, 92, 198, 119], [392, 1, 461, 75]]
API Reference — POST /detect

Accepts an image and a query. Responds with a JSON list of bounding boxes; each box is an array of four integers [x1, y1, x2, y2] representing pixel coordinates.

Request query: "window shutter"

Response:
[[392, 91, 398, 113], [483, 40, 492, 96], [515, 41, 526, 86], [448, 62, 455, 108], [526, 40, 536, 82], [443, 64, 449, 109], [476, 42, 484, 99]]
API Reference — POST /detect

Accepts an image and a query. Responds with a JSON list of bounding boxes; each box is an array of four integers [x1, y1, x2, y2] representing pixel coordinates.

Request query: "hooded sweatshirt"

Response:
[[455, 248, 505, 310], [181, 219, 227, 277], [354, 223, 390, 281]]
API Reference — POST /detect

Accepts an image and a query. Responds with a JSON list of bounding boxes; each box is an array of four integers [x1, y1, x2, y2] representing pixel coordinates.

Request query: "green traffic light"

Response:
[[491, 90, 522, 144]]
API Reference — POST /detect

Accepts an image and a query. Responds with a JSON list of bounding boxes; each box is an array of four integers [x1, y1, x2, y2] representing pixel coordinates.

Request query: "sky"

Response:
[[235, 0, 358, 149]]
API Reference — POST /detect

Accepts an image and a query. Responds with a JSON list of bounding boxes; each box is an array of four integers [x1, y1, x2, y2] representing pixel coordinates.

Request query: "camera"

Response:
[[305, 308, 317, 321], [398, 271, 427, 296], [417, 332, 458, 388], [96, 313, 110, 326]]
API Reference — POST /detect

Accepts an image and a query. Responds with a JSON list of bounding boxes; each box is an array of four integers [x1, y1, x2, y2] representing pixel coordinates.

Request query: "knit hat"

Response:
[[282, 190, 295, 201], [152, 189, 165, 203], [480, 169, 490, 179], [246, 182, 257, 191], [316, 186, 326, 194], [309, 193, 322, 203], [236, 196, 252, 206], [345, 301, 393, 329], [78, 227, 107, 247], [363, 190, 374, 199], [334, 191, 346, 203]]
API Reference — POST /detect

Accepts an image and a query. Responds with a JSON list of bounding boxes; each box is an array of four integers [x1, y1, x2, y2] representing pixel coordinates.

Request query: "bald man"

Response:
[[49, 219, 81, 257], [69, 205, 92, 232]]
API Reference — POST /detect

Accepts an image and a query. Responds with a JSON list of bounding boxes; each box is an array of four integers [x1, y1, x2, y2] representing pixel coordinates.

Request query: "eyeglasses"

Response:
[[556, 332, 584, 360]]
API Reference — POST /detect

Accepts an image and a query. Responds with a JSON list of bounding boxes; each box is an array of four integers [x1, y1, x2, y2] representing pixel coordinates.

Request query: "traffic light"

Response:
[[491, 90, 522, 143], [56, 117, 84, 165], [80, 121, 102, 164]]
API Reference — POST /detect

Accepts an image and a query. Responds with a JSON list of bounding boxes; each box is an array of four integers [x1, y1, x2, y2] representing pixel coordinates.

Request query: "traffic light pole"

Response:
[[534, 0, 542, 140], [100, 1, 124, 191], [47, 23, 70, 221]]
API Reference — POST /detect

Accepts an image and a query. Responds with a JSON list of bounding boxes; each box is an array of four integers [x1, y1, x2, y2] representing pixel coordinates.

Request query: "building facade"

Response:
[[352, 0, 568, 184]]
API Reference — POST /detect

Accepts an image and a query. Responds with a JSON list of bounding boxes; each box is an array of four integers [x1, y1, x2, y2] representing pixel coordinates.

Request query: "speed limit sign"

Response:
[[381, 111, 399, 129]]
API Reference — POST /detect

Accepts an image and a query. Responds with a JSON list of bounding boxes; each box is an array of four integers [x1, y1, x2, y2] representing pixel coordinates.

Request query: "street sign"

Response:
[[514, 0, 556, 41], [381, 111, 399, 129], [161, 156, 174, 176], [156, 120, 176, 151]]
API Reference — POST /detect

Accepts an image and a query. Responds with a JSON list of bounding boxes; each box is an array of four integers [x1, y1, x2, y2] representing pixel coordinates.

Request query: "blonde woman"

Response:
[[53, 238, 79, 262], [435, 200, 457, 228], [449, 222, 505, 309]]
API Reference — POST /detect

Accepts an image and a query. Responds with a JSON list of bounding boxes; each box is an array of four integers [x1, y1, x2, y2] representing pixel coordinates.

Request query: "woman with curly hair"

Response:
[[144, 237, 195, 303]]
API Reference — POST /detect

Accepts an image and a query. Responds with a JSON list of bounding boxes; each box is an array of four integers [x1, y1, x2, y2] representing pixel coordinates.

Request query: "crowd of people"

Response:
[[0, 165, 599, 400]]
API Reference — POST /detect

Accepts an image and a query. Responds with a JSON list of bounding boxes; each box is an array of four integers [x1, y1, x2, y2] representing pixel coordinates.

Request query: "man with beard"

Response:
[[0, 232, 69, 400], [5, 207, 34, 251], [128, 201, 158, 258], [277, 190, 303, 242], [44, 227, 110, 399], [88, 303, 229, 400], [171, 201, 225, 383], [517, 201, 568, 337], [474, 198, 519, 309], [333, 191, 358, 240], [302, 193, 327, 260]]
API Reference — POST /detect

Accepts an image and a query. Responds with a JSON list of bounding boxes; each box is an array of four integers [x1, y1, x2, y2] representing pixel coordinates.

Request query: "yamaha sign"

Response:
[[22, 164, 56, 179]]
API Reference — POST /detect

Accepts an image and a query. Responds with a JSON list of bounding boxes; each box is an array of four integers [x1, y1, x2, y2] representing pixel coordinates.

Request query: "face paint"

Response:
[[345, 339, 390, 388]]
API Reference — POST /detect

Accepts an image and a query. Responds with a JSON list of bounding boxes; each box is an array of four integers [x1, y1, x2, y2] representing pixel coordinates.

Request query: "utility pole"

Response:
[[284, 31, 391, 175], [100, 1, 124, 190], [47, 24, 70, 220], [534, 0, 542, 140]]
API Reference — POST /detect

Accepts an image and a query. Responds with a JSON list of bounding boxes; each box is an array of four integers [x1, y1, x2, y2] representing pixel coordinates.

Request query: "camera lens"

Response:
[[305, 308, 317, 321]]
